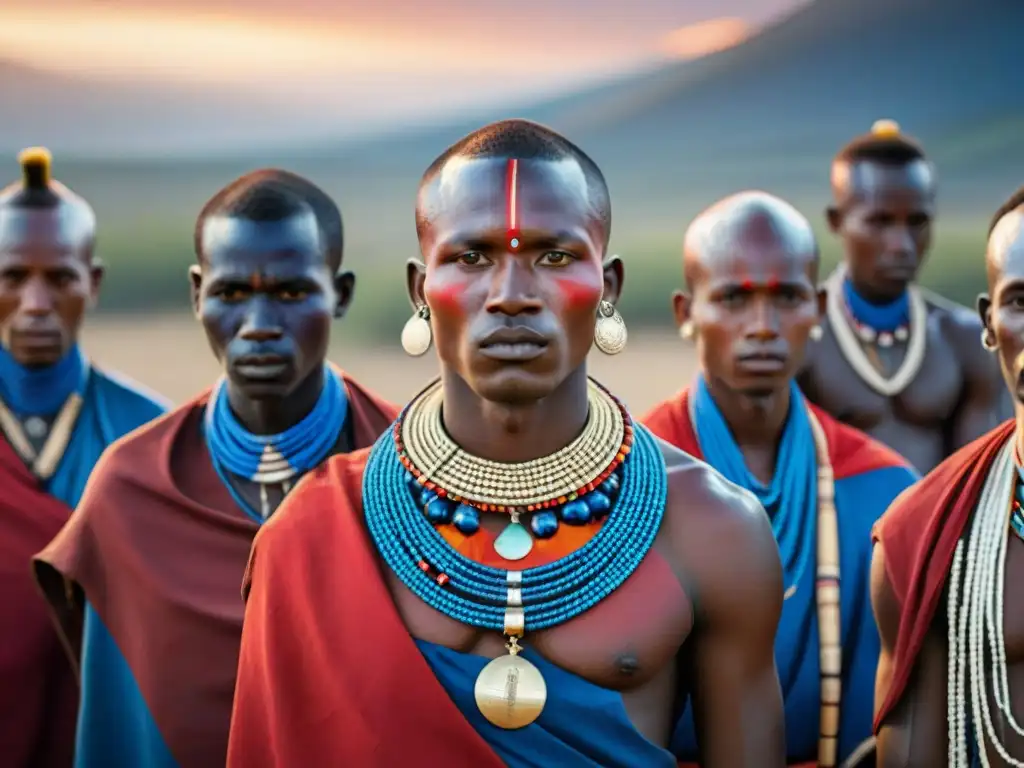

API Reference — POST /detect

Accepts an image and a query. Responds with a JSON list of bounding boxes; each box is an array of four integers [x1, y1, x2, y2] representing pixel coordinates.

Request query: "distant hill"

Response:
[[4, 0, 1018, 324]]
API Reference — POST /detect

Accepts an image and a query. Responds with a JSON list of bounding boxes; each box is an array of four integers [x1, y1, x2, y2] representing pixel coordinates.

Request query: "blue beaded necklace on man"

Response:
[[842, 278, 910, 347], [204, 366, 348, 523], [364, 378, 667, 730], [0, 344, 90, 477]]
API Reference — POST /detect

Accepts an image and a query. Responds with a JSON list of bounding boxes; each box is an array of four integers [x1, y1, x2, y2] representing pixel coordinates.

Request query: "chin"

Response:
[[227, 375, 296, 402], [468, 368, 564, 406], [10, 348, 64, 368]]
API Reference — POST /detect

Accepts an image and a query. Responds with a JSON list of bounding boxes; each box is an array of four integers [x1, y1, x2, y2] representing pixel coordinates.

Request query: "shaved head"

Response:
[[673, 191, 822, 407], [683, 191, 818, 290], [979, 188, 1024, 405]]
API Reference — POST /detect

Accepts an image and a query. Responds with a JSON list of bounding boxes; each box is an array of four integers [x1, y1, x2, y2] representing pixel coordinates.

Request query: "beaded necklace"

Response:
[[364, 381, 667, 730], [946, 436, 1024, 767], [0, 344, 89, 480], [841, 279, 910, 348], [204, 366, 347, 521], [825, 267, 927, 397], [396, 378, 633, 561]]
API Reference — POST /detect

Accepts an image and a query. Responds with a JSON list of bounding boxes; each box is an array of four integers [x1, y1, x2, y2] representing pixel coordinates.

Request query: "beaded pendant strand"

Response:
[[363, 379, 668, 730], [395, 378, 634, 560], [204, 366, 348, 520]]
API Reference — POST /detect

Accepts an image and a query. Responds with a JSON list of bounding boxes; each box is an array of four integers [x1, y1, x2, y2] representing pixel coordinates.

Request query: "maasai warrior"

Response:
[[872, 185, 1024, 766], [0, 147, 168, 768], [644, 191, 919, 768], [32, 170, 398, 768], [797, 119, 1008, 474], [228, 120, 787, 767]]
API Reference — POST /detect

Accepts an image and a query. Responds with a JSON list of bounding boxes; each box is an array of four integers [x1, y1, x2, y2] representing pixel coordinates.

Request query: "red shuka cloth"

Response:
[[33, 370, 397, 767], [0, 437, 77, 768], [228, 450, 507, 768], [870, 419, 1015, 733]]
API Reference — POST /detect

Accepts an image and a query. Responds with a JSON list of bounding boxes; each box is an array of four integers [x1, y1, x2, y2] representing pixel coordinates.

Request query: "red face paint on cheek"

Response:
[[505, 158, 520, 251], [424, 277, 469, 318], [555, 278, 602, 311]]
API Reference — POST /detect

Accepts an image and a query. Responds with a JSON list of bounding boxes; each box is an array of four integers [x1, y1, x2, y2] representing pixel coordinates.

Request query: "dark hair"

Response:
[[989, 184, 1024, 237], [833, 119, 927, 167], [195, 169, 344, 268], [417, 119, 611, 241]]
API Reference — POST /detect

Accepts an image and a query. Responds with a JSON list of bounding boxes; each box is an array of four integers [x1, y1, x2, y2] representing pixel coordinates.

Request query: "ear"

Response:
[[817, 286, 828, 320], [406, 258, 427, 310], [977, 293, 993, 334], [332, 270, 355, 319], [671, 290, 692, 329], [88, 259, 105, 309], [826, 206, 842, 234], [188, 265, 203, 317], [601, 255, 624, 305]]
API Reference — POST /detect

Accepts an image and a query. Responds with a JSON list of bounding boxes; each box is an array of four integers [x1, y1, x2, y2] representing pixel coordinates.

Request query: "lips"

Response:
[[478, 327, 549, 362], [735, 353, 787, 374], [11, 329, 62, 349], [233, 354, 292, 380]]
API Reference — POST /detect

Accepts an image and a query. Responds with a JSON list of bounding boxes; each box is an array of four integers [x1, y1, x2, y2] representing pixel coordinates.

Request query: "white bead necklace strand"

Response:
[[947, 437, 1023, 766]]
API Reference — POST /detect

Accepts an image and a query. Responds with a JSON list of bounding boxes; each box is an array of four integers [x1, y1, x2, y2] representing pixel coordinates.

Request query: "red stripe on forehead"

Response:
[[506, 158, 519, 250]]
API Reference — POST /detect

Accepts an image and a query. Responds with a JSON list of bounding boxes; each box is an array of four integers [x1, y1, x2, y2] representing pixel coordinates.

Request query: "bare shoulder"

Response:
[[656, 437, 783, 617]]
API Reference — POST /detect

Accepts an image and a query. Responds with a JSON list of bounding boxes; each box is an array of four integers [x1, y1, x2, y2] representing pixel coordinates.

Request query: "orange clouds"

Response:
[[660, 17, 752, 59]]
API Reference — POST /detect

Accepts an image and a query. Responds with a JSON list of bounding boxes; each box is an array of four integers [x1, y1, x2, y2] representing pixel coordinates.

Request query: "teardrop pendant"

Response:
[[494, 512, 534, 561]]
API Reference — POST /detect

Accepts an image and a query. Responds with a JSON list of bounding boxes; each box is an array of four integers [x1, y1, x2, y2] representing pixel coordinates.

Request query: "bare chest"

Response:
[[385, 543, 693, 692], [802, 324, 962, 432]]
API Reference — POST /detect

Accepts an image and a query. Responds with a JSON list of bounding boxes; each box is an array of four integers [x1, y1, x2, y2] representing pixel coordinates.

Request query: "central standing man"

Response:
[[34, 170, 398, 768], [644, 191, 918, 768], [797, 120, 1008, 473], [228, 120, 787, 767]]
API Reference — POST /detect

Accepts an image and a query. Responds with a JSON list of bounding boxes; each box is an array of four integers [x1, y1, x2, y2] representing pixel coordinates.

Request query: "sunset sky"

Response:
[[1, 1, 801, 95], [0, 0, 805, 154]]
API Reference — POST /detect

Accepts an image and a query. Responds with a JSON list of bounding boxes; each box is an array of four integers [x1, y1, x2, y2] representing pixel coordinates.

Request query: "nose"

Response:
[[885, 226, 916, 260], [485, 258, 543, 316], [20, 276, 54, 316], [238, 297, 284, 342], [746, 296, 779, 340]]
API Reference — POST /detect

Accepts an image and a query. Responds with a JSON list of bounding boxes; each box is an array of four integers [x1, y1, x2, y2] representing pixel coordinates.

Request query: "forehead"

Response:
[[688, 204, 817, 284], [990, 210, 1024, 285], [201, 211, 324, 277], [847, 160, 935, 209], [424, 157, 594, 236], [0, 205, 94, 261]]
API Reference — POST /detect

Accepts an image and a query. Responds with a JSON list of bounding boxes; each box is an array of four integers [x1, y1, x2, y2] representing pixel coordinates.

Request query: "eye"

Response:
[[457, 251, 489, 267], [219, 287, 249, 303], [539, 251, 573, 267], [775, 286, 803, 306], [719, 290, 746, 307], [277, 288, 308, 302]]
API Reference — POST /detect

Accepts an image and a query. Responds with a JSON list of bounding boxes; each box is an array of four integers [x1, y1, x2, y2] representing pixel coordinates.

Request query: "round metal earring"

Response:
[[809, 325, 823, 341], [401, 305, 433, 357], [981, 329, 998, 352], [594, 300, 627, 355], [679, 321, 694, 340]]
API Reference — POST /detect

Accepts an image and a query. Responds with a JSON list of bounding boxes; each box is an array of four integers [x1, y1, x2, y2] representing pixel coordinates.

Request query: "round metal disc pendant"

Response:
[[401, 315, 432, 357], [24, 416, 48, 439], [474, 653, 547, 729]]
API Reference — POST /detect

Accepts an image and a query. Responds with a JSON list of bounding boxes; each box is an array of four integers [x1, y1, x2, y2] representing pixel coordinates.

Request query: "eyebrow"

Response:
[[441, 229, 586, 250]]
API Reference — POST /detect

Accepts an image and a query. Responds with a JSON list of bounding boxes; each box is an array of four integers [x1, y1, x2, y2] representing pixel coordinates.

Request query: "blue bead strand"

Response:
[[205, 366, 348, 480], [363, 419, 667, 632]]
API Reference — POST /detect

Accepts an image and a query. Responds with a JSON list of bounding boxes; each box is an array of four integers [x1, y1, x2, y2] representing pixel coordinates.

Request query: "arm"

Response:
[[685, 480, 786, 767], [871, 542, 947, 768], [950, 314, 1012, 451]]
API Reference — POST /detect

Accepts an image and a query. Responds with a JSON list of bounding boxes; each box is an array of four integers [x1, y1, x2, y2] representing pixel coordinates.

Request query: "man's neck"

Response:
[[440, 367, 591, 463], [225, 365, 325, 436], [705, 375, 791, 450]]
